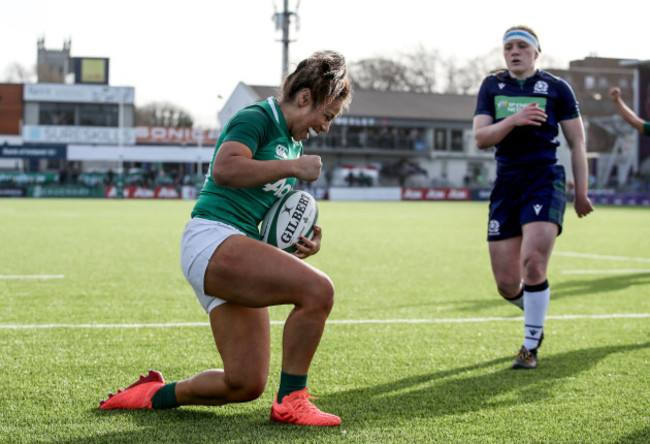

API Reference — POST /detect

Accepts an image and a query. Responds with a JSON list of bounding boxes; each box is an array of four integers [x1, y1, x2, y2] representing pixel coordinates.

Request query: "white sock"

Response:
[[523, 280, 550, 350]]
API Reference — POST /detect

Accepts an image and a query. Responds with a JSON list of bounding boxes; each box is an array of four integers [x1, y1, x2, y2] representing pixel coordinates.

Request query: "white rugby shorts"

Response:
[[180, 217, 246, 313]]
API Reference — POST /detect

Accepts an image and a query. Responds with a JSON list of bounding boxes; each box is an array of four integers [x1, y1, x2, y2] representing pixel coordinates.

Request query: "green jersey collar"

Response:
[[266, 97, 294, 142]]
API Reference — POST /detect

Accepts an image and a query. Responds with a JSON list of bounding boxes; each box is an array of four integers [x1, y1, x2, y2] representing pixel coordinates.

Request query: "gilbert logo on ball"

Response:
[[260, 190, 319, 253]]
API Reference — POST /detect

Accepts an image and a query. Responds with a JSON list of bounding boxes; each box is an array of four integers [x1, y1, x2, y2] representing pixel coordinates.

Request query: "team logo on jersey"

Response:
[[275, 144, 289, 159], [498, 82, 506, 90], [533, 81, 549, 95], [488, 219, 500, 236], [533, 204, 543, 215]]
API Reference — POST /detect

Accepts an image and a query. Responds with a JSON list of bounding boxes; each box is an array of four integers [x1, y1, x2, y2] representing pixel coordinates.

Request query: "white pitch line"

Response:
[[555, 251, 650, 263], [0, 275, 64, 280], [562, 269, 650, 274], [1, 313, 648, 329]]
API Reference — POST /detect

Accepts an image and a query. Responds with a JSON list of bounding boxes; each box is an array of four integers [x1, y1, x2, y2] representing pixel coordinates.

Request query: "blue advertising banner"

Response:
[[0, 145, 67, 159]]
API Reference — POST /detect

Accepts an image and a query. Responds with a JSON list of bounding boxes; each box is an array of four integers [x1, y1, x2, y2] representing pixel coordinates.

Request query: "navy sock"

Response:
[[502, 287, 524, 310]]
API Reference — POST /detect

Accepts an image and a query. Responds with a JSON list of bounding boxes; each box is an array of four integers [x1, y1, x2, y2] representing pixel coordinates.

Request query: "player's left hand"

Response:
[[291, 225, 322, 259]]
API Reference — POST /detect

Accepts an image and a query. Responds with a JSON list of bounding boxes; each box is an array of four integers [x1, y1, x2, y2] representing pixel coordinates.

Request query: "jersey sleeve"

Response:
[[220, 108, 269, 155], [555, 78, 580, 121], [474, 77, 495, 117]]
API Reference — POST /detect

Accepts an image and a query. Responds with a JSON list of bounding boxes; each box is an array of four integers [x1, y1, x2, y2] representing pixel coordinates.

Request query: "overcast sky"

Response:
[[3, 0, 648, 127]]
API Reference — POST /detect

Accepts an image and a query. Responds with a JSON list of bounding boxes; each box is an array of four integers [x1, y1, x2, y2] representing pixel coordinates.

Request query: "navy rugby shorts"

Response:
[[487, 164, 566, 242]]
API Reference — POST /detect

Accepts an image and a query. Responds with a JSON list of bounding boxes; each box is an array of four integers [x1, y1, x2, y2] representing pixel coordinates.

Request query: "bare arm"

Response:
[[212, 141, 322, 188], [560, 116, 594, 218], [609, 87, 645, 133], [473, 103, 548, 149]]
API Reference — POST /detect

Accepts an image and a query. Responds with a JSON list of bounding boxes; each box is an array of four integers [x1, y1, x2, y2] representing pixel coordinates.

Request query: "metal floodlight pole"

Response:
[[281, 0, 290, 80], [274, 0, 299, 81]]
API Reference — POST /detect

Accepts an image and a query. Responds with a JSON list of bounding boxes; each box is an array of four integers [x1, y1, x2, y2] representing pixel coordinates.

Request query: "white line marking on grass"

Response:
[[2, 313, 648, 329], [556, 251, 650, 263], [562, 269, 650, 274], [0, 275, 64, 279], [0, 322, 209, 329]]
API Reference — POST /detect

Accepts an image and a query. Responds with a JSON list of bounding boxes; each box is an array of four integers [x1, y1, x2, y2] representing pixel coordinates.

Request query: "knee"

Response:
[[224, 373, 266, 403], [522, 255, 547, 283], [495, 277, 521, 299], [304, 274, 335, 315]]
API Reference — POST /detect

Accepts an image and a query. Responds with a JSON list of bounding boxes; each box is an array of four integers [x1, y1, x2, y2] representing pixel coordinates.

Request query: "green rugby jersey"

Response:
[[191, 97, 302, 238]]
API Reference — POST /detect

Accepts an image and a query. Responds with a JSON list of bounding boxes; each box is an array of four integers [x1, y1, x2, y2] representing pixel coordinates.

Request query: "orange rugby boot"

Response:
[[99, 370, 165, 409], [270, 388, 341, 426]]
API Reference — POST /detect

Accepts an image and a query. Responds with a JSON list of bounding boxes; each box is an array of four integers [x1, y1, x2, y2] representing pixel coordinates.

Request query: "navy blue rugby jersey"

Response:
[[474, 69, 580, 170]]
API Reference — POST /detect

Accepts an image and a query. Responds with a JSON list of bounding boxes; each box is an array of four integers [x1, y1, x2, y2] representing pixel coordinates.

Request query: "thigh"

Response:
[[521, 221, 558, 281], [488, 236, 522, 283], [204, 234, 332, 308]]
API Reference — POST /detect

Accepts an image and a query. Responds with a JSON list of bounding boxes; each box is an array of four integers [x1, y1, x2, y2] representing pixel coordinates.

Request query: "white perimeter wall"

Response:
[[329, 187, 402, 201]]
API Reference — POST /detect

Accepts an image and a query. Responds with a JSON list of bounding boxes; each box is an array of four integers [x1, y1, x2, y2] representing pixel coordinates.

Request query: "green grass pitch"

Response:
[[0, 199, 648, 443]]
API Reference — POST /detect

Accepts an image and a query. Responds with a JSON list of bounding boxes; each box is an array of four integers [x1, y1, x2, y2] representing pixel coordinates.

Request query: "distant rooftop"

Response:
[[245, 85, 477, 122]]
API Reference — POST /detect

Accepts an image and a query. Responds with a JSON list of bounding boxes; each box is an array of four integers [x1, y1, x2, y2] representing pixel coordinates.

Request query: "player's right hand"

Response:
[[513, 102, 547, 127], [295, 155, 322, 182]]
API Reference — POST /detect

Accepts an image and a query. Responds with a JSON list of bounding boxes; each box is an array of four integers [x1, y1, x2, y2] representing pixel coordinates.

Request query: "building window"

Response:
[[598, 77, 608, 88], [409, 128, 426, 151], [584, 76, 596, 89], [377, 127, 395, 149], [619, 78, 629, 89], [434, 129, 446, 151], [346, 126, 365, 148], [79, 104, 119, 127], [450, 130, 463, 152], [39, 103, 75, 125]]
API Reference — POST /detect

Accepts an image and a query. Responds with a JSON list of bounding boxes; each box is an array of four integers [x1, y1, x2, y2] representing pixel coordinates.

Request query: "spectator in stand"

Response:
[[105, 169, 114, 187], [71, 164, 80, 184], [58, 165, 69, 185], [609, 87, 650, 136]]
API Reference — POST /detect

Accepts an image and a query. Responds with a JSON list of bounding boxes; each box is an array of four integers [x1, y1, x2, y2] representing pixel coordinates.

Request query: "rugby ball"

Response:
[[260, 190, 319, 253]]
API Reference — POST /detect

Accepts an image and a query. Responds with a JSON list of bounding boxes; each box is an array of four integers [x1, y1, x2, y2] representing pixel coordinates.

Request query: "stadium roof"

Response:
[[245, 85, 476, 122]]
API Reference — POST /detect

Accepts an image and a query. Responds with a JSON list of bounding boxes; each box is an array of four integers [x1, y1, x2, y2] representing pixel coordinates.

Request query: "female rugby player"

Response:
[[473, 26, 594, 369], [99, 50, 352, 426]]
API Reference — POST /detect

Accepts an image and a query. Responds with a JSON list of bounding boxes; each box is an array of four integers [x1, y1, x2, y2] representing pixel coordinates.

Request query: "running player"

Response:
[[473, 26, 594, 369], [98, 50, 352, 426]]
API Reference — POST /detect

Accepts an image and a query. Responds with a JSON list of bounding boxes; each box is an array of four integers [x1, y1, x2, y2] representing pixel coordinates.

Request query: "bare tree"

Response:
[[446, 48, 505, 95], [135, 102, 194, 127], [2, 62, 36, 83], [349, 57, 411, 92], [401, 45, 442, 94], [350, 47, 509, 95]]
